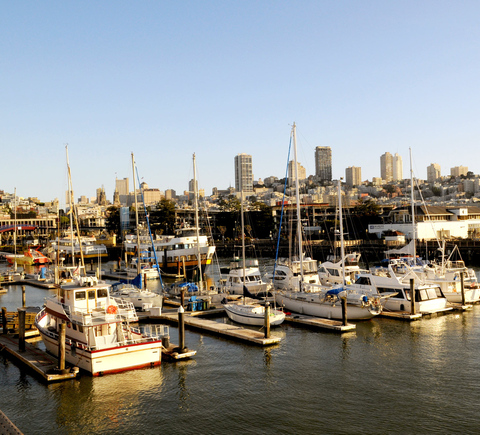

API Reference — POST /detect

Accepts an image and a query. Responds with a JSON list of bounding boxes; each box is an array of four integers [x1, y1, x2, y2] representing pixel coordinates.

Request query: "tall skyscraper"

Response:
[[315, 146, 332, 181], [380, 152, 393, 182], [393, 153, 403, 181], [427, 163, 441, 183], [115, 177, 129, 205], [288, 160, 306, 186], [345, 166, 362, 187], [234, 153, 253, 193], [451, 166, 468, 177]]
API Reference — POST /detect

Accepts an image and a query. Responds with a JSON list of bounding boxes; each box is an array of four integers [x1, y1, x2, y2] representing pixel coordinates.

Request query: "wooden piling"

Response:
[[410, 279, 416, 315], [341, 297, 348, 326], [22, 286, 26, 308], [264, 302, 270, 338], [18, 309, 25, 352], [1, 307, 6, 334], [58, 323, 66, 371], [461, 272, 466, 306], [178, 306, 185, 351]]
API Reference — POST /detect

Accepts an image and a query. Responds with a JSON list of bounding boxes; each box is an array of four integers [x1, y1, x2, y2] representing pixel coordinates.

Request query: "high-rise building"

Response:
[[345, 166, 362, 187], [288, 160, 306, 186], [165, 189, 176, 200], [315, 146, 332, 182], [451, 166, 468, 177], [427, 163, 441, 183], [234, 153, 253, 193], [380, 152, 393, 182], [393, 153, 403, 181], [96, 187, 107, 205], [115, 177, 129, 205]]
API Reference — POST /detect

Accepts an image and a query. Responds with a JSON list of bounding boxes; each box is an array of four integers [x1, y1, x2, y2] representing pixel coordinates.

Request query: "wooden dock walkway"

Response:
[[0, 409, 23, 435], [284, 314, 356, 332], [0, 335, 79, 383], [152, 311, 282, 346]]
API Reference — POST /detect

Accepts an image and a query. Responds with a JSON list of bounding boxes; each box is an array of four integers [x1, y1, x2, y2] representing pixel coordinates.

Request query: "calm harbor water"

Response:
[[1, 264, 480, 434]]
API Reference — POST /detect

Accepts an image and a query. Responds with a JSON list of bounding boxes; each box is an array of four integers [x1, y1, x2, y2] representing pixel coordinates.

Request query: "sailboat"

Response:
[[223, 190, 285, 326], [274, 123, 382, 320]]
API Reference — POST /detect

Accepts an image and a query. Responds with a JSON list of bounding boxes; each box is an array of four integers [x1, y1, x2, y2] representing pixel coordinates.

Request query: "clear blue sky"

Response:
[[1, 1, 479, 207]]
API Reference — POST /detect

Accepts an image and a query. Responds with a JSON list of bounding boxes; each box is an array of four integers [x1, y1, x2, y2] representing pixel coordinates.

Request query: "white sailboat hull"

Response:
[[223, 304, 285, 326]]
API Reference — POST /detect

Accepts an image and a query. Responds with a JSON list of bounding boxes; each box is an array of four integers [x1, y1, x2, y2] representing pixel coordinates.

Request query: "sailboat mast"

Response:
[[338, 179, 346, 287], [193, 154, 203, 290], [13, 187, 17, 271], [292, 123, 304, 285], [132, 153, 141, 276], [409, 148, 417, 264], [241, 189, 246, 304]]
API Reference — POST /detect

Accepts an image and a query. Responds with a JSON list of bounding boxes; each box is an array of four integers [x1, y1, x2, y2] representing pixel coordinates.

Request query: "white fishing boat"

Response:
[[273, 124, 381, 321], [35, 279, 168, 375], [224, 303, 285, 326], [318, 252, 366, 286]]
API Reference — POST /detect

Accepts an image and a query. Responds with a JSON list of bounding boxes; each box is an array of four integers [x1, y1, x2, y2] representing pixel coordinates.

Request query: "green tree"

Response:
[[149, 198, 176, 235], [105, 206, 121, 235], [218, 195, 241, 212]]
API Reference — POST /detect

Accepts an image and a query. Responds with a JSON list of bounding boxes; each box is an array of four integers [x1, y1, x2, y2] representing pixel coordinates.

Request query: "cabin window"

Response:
[[318, 266, 327, 273], [97, 288, 108, 298], [427, 288, 438, 299], [418, 289, 428, 301], [72, 323, 77, 331], [78, 325, 84, 333], [435, 288, 443, 298], [88, 290, 96, 300], [391, 290, 405, 299], [75, 291, 86, 301], [327, 268, 340, 277], [355, 276, 371, 285]]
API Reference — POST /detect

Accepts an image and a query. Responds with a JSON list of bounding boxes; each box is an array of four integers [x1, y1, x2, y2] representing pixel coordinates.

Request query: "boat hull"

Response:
[[275, 292, 378, 320], [224, 304, 285, 326]]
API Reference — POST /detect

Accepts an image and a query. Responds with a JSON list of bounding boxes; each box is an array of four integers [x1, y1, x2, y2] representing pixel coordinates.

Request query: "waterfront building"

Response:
[[380, 152, 393, 182], [345, 166, 362, 187], [427, 163, 441, 183], [451, 166, 468, 177], [235, 153, 254, 193], [315, 146, 332, 182], [393, 153, 403, 181], [368, 205, 480, 241]]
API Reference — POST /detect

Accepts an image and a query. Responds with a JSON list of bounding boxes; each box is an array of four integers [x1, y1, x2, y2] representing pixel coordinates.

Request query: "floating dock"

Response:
[[284, 314, 356, 332], [0, 409, 23, 435], [379, 305, 463, 321], [0, 335, 79, 383], [151, 311, 281, 346]]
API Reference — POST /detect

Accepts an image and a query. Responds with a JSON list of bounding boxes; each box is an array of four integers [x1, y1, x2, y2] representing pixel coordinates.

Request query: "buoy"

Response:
[[106, 305, 118, 314]]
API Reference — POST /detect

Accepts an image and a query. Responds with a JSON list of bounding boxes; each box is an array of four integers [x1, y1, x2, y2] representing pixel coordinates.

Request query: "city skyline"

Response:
[[2, 2, 480, 205]]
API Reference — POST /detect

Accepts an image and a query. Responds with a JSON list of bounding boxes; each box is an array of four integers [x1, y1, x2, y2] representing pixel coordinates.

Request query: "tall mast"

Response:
[[338, 179, 346, 287], [132, 153, 141, 276], [13, 187, 17, 271], [193, 154, 203, 290], [409, 148, 416, 264], [66, 145, 85, 271], [292, 123, 304, 286], [241, 189, 246, 304]]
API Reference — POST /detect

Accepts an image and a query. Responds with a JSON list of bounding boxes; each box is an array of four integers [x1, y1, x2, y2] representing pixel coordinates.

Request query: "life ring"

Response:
[[107, 305, 118, 314]]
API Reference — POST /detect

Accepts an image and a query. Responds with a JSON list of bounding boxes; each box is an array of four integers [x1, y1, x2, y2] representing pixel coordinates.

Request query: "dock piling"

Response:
[[18, 309, 25, 352], [1, 307, 6, 334], [264, 302, 270, 338], [461, 272, 466, 306], [410, 279, 416, 315], [341, 297, 348, 326], [58, 323, 66, 371], [22, 286, 26, 308], [178, 306, 185, 351]]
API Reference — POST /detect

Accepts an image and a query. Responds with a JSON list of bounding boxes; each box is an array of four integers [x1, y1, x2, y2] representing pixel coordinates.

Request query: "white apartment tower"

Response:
[[380, 152, 393, 182], [345, 166, 362, 187], [234, 153, 254, 193], [393, 153, 403, 181], [451, 166, 468, 177], [288, 160, 306, 186], [315, 146, 332, 182], [427, 163, 441, 183]]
